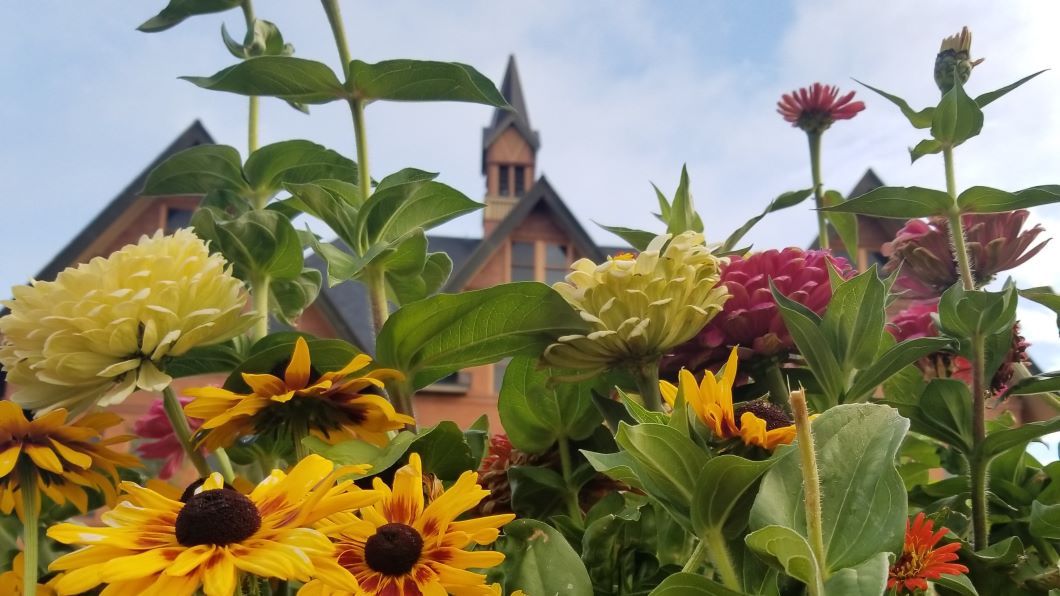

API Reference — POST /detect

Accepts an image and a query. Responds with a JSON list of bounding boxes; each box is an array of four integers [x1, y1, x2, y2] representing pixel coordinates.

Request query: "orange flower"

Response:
[[888, 512, 968, 593]]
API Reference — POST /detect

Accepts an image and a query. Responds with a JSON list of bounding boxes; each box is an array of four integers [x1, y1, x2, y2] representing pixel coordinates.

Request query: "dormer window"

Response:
[[514, 166, 526, 195], [498, 165, 511, 196]]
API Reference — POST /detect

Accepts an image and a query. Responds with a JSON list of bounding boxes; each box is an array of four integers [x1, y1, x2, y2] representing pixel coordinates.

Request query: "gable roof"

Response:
[[445, 176, 604, 291], [482, 55, 540, 172], [35, 121, 215, 282]]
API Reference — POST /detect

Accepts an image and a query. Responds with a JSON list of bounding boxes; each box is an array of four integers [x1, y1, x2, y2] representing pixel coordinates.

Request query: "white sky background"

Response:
[[2, 1, 1060, 380]]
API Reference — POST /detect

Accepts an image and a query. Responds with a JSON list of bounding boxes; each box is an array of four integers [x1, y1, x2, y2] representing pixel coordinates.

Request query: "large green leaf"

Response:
[[269, 267, 322, 325], [493, 519, 593, 596], [822, 186, 952, 218], [691, 455, 775, 539], [1005, 371, 1060, 397], [498, 357, 603, 454], [822, 190, 858, 261], [302, 432, 416, 480], [820, 267, 885, 373], [1030, 501, 1060, 540], [407, 421, 477, 480], [182, 57, 346, 104], [855, 79, 934, 129], [138, 0, 241, 32], [361, 180, 482, 246], [909, 139, 944, 163], [244, 141, 359, 196], [822, 552, 889, 596], [750, 404, 909, 573], [978, 416, 1060, 461], [191, 208, 303, 281], [375, 282, 588, 390], [845, 337, 952, 402], [615, 422, 709, 511], [770, 280, 845, 404], [507, 466, 569, 519], [956, 186, 1022, 214], [744, 525, 821, 588], [649, 573, 750, 596], [142, 144, 250, 196], [347, 59, 509, 107], [722, 188, 813, 252], [918, 379, 975, 453], [967, 185, 1060, 212], [932, 74, 984, 147], [596, 224, 657, 251]]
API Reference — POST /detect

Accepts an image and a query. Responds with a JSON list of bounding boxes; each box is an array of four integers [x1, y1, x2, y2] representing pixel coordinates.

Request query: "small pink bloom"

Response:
[[133, 396, 203, 479], [777, 83, 865, 134]]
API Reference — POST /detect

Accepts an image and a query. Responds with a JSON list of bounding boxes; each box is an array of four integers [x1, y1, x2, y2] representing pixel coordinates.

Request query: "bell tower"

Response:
[[481, 55, 540, 234]]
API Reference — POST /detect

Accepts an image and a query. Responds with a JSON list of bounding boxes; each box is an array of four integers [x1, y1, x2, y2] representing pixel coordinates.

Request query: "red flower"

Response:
[[888, 512, 968, 593], [133, 395, 202, 479], [777, 83, 865, 134]]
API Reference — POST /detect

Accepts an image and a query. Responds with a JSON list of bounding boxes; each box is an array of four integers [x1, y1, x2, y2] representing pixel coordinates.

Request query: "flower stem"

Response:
[[681, 540, 708, 573], [366, 266, 389, 335], [807, 132, 828, 251], [321, 0, 352, 77], [791, 389, 828, 586], [633, 359, 663, 412], [250, 272, 270, 343], [20, 466, 39, 596], [704, 528, 741, 590], [214, 447, 237, 484], [761, 361, 791, 408], [387, 379, 417, 427], [162, 386, 211, 477], [292, 420, 310, 463], [240, 1, 258, 156], [943, 147, 975, 292], [970, 333, 990, 550], [556, 435, 583, 521]]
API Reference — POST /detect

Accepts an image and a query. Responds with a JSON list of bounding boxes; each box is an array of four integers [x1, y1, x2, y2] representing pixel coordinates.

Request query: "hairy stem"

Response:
[[943, 148, 975, 291], [21, 466, 39, 596], [681, 540, 708, 573], [704, 528, 741, 590], [556, 435, 583, 521], [162, 386, 211, 477], [366, 266, 389, 335], [808, 132, 828, 251], [970, 334, 990, 550], [791, 390, 828, 585], [633, 359, 663, 412]]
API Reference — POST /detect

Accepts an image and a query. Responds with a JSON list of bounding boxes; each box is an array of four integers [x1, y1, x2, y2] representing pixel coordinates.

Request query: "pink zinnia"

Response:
[[777, 83, 865, 134], [133, 395, 202, 479]]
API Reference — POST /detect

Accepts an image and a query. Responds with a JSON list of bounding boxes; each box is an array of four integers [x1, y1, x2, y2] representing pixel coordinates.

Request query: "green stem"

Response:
[[970, 334, 990, 550], [791, 389, 828, 590], [388, 380, 417, 427], [633, 359, 663, 412], [214, 447, 237, 484], [761, 361, 791, 408], [556, 435, 583, 521], [162, 386, 211, 477], [251, 273, 270, 343], [808, 132, 828, 251], [681, 540, 708, 573], [704, 529, 741, 590], [240, 1, 258, 155], [943, 147, 975, 291], [20, 466, 39, 596], [366, 267, 389, 335], [292, 420, 309, 463], [320, 0, 352, 77]]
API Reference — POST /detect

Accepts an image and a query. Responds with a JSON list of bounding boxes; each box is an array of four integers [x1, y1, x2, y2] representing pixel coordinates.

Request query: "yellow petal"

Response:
[[0, 444, 22, 477], [284, 337, 312, 390], [25, 444, 64, 474]]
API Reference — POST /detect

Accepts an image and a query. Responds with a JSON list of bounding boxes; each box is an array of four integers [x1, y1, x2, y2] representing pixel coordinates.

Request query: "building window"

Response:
[[545, 243, 569, 284], [494, 357, 512, 393], [514, 166, 526, 195], [165, 207, 194, 231], [498, 165, 511, 196], [511, 241, 535, 281]]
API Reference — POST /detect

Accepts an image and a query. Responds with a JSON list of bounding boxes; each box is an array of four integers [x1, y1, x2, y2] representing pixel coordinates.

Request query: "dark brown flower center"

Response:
[[733, 401, 793, 431], [175, 489, 261, 546], [364, 522, 424, 576]]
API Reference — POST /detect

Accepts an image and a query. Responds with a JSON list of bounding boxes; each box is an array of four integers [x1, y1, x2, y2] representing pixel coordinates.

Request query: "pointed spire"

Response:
[[493, 55, 530, 128]]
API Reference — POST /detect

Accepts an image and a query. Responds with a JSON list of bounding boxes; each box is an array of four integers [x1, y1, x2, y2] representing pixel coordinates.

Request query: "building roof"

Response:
[[482, 55, 540, 172]]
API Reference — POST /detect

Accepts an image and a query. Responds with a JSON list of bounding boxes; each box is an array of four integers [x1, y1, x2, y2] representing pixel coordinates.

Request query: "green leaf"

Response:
[[285, 182, 361, 248], [956, 186, 1024, 214], [932, 74, 984, 147], [407, 421, 477, 480], [269, 268, 322, 325], [855, 79, 934, 129], [347, 59, 509, 107], [822, 190, 858, 260], [498, 357, 603, 454], [494, 519, 593, 596], [375, 282, 588, 390], [649, 573, 750, 596], [822, 552, 889, 596], [615, 422, 708, 510], [1030, 501, 1060, 540], [596, 223, 656, 251], [138, 0, 241, 32], [975, 70, 1047, 108], [722, 189, 813, 252], [909, 139, 944, 163], [361, 180, 482, 246], [302, 432, 416, 480], [820, 267, 885, 373], [164, 340, 245, 379], [937, 283, 1019, 379], [770, 280, 845, 404], [745, 525, 821, 588], [978, 416, 1060, 461], [244, 141, 359, 196], [933, 573, 979, 596], [822, 186, 952, 218], [751, 404, 909, 573], [581, 449, 642, 489], [1021, 287, 1060, 333], [142, 144, 249, 196], [964, 185, 1060, 212], [666, 165, 700, 235], [846, 337, 952, 402], [191, 208, 303, 280], [918, 379, 975, 452], [1004, 371, 1060, 397], [618, 388, 669, 426], [507, 465, 569, 519], [691, 455, 775, 539], [182, 57, 345, 104]]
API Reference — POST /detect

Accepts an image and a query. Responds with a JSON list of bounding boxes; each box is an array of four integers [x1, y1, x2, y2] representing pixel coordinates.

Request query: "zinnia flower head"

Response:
[[883, 211, 1048, 299], [134, 395, 203, 479], [301, 452, 515, 596], [935, 26, 985, 93], [667, 248, 852, 371], [0, 401, 138, 521], [0, 229, 255, 415], [660, 348, 798, 450], [777, 83, 865, 134], [888, 512, 968, 593], [543, 231, 728, 375], [185, 337, 412, 451], [47, 454, 379, 596]]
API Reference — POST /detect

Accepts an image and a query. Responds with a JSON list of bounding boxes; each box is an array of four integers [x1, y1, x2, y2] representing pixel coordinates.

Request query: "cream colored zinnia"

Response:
[[543, 231, 728, 373], [0, 229, 254, 414]]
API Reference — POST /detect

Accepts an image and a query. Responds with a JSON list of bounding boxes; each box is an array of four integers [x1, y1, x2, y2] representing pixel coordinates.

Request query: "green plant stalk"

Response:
[[556, 435, 583, 521], [761, 361, 791, 408], [366, 266, 389, 335], [704, 528, 741, 590], [791, 389, 828, 588], [250, 272, 271, 342], [20, 466, 39, 596], [633, 359, 663, 412], [292, 419, 310, 462], [808, 132, 829, 251], [943, 148, 975, 292], [214, 447, 237, 484], [162, 386, 211, 477], [681, 540, 708, 573], [970, 334, 990, 550], [387, 379, 417, 428], [241, 1, 258, 155]]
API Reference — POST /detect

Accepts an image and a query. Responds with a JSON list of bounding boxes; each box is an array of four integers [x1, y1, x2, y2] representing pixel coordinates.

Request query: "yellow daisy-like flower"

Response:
[[184, 337, 412, 451], [0, 229, 255, 414], [0, 401, 137, 520], [300, 453, 515, 596], [47, 454, 379, 596], [659, 348, 798, 450], [0, 552, 57, 596], [543, 231, 728, 374]]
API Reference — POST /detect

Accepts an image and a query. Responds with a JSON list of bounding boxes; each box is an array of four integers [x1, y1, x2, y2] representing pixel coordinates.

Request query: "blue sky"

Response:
[[3, 1, 1060, 379]]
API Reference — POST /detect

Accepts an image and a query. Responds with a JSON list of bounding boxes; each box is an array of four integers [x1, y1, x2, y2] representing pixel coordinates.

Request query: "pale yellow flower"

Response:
[[543, 231, 728, 373], [0, 229, 254, 414]]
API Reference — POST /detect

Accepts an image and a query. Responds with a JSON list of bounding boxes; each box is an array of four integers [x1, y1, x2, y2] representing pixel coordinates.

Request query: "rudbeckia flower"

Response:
[[300, 453, 515, 596], [888, 512, 968, 593], [777, 83, 865, 134], [0, 229, 255, 414], [543, 231, 728, 375], [0, 552, 56, 595], [184, 337, 412, 451], [0, 401, 137, 520], [47, 454, 379, 596], [659, 348, 798, 450]]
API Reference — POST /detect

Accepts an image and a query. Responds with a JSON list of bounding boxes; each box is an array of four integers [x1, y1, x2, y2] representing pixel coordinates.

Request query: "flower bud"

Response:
[[934, 26, 984, 94]]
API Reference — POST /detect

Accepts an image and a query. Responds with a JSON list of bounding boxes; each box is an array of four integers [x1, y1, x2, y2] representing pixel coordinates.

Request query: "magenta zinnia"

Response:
[[777, 83, 865, 134]]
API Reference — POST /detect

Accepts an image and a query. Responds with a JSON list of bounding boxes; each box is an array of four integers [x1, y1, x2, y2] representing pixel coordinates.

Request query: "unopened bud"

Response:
[[934, 26, 984, 94]]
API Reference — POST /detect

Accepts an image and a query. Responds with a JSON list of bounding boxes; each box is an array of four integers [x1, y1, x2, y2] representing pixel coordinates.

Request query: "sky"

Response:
[[3, 1, 1060, 381]]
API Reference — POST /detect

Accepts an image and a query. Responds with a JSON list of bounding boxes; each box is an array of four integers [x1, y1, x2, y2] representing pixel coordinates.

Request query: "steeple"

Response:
[[481, 55, 540, 232]]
